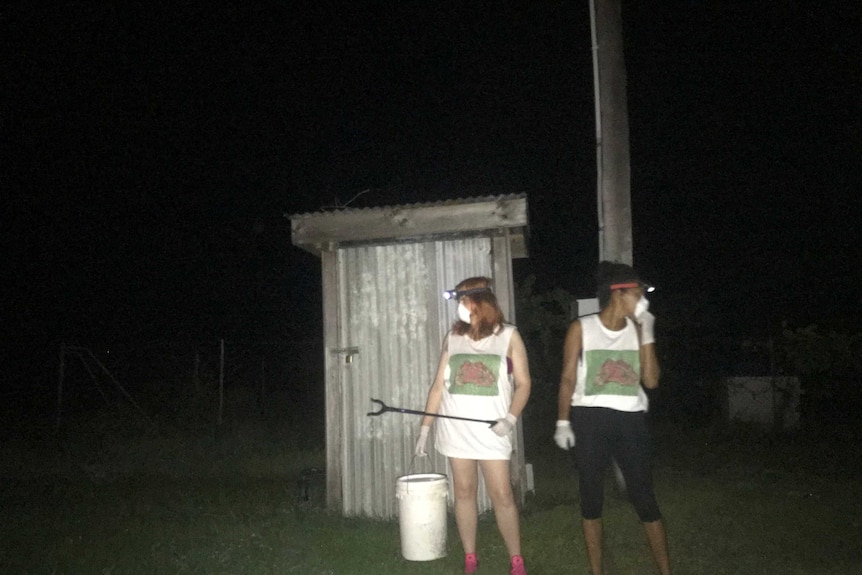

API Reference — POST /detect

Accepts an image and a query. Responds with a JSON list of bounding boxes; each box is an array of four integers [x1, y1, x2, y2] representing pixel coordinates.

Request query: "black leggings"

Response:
[[570, 406, 662, 522]]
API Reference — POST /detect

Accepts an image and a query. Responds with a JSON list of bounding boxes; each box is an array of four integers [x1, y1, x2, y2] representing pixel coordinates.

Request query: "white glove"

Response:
[[637, 310, 655, 345], [414, 425, 430, 457], [491, 413, 517, 437], [554, 420, 575, 450]]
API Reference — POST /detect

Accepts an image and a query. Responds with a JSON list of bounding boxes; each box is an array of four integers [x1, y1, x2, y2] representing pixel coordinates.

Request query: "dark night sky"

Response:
[[3, 2, 861, 388]]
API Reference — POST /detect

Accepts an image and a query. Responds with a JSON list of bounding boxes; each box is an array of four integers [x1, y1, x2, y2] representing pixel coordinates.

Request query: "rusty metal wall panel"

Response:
[[336, 242, 439, 517], [332, 237, 507, 518]]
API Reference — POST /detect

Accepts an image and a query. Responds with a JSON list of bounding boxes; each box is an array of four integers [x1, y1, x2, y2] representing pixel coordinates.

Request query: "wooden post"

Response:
[[591, 0, 632, 265], [321, 250, 344, 512], [56, 342, 65, 433], [218, 339, 224, 426], [259, 357, 266, 417], [193, 351, 200, 394]]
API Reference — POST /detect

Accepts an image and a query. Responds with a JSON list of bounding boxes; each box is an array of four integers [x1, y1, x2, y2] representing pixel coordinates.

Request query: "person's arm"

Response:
[[506, 328, 532, 419], [557, 320, 582, 420], [552, 320, 581, 450], [420, 338, 449, 427], [639, 343, 660, 389], [636, 312, 660, 389]]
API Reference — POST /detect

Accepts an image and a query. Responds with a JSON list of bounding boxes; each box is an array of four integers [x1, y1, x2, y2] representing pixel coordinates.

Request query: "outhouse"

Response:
[[290, 194, 530, 518]]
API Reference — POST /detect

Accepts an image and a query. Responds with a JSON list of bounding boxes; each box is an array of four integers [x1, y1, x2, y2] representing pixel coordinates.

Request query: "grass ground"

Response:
[[2, 402, 861, 574]]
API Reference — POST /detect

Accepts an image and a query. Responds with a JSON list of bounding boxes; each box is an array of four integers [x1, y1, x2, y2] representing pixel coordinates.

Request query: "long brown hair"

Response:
[[451, 277, 505, 340]]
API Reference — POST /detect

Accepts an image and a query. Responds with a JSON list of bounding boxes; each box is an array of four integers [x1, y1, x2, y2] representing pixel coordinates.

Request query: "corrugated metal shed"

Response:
[[290, 195, 529, 518]]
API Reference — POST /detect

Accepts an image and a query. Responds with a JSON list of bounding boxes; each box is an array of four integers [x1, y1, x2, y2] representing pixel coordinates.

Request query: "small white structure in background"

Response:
[[575, 298, 600, 317], [724, 376, 801, 430]]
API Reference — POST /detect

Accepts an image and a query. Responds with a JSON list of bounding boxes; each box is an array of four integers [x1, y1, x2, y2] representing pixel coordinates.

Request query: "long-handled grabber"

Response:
[[367, 398, 496, 427]]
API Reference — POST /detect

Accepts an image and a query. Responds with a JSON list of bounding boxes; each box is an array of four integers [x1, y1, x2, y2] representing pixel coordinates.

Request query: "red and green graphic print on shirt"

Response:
[[448, 353, 501, 397], [585, 349, 641, 396]]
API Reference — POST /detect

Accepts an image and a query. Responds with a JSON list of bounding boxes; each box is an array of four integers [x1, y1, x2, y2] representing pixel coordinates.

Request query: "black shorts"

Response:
[[570, 406, 662, 522]]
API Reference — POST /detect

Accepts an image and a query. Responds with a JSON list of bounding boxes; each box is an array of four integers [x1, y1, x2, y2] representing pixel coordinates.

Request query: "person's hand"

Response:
[[554, 420, 575, 450], [414, 425, 430, 457], [491, 413, 517, 437], [637, 310, 655, 345]]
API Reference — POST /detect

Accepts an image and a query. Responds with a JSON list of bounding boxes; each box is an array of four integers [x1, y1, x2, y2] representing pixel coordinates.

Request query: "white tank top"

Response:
[[435, 324, 516, 460], [570, 314, 649, 412]]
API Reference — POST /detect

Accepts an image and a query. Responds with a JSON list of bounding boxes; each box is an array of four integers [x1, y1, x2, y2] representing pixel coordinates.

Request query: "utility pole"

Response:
[[590, 0, 632, 265]]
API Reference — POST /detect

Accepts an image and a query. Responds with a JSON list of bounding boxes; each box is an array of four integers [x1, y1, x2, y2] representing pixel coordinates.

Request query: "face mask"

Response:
[[457, 302, 472, 324], [634, 296, 650, 319]]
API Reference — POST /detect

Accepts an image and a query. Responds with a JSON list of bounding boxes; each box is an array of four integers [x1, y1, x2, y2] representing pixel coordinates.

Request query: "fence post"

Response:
[[193, 351, 200, 394], [259, 357, 266, 417], [218, 339, 224, 426], [56, 342, 65, 433]]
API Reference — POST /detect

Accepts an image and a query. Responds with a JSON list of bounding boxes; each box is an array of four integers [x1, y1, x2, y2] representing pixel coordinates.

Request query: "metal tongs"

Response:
[[367, 398, 496, 427]]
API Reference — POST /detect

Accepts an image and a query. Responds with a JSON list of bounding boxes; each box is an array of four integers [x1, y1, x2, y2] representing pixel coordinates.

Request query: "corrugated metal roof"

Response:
[[289, 194, 529, 258], [286, 193, 528, 220]]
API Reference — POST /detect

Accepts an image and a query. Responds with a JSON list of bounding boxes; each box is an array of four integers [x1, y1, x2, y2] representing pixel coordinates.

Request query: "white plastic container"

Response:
[[395, 473, 448, 561]]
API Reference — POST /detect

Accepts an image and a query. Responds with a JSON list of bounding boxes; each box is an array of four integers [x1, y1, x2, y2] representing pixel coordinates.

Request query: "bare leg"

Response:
[[449, 458, 479, 554], [479, 459, 521, 557], [643, 519, 670, 575], [583, 518, 603, 574]]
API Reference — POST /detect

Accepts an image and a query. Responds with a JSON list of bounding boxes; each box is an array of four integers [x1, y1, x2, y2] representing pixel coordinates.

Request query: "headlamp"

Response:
[[609, 281, 655, 293], [442, 287, 491, 300]]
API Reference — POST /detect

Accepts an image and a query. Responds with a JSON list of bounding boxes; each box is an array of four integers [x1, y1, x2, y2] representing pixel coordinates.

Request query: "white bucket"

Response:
[[395, 473, 448, 561]]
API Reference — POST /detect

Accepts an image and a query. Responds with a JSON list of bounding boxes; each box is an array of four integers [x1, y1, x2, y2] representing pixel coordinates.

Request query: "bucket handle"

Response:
[[407, 452, 432, 477], [402, 454, 441, 495]]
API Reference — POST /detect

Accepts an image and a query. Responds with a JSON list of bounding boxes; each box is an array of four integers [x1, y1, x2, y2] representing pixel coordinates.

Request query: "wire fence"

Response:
[[50, 338, 324, 431]]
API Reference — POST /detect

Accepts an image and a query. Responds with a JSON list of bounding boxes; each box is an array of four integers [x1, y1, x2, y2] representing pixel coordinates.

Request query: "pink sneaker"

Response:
[[464, 552, 478, 574], [509, 554, 526, 575]]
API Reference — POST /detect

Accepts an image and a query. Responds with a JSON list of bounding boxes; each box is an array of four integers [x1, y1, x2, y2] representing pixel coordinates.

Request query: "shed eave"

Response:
[[290, 195, 529, 258]]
